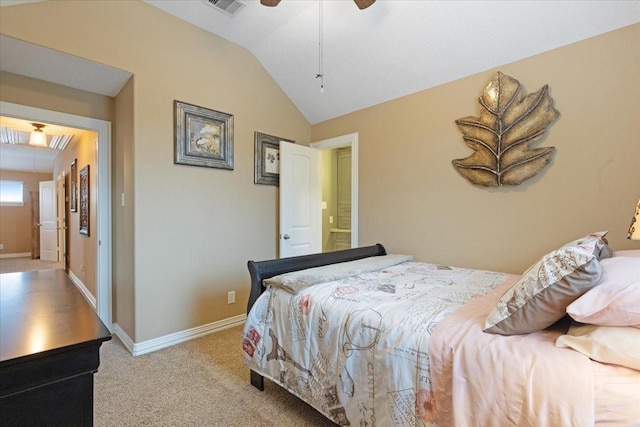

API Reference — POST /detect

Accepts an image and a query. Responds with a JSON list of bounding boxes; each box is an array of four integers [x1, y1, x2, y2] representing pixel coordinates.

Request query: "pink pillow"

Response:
[[566, 257, 640, 327]]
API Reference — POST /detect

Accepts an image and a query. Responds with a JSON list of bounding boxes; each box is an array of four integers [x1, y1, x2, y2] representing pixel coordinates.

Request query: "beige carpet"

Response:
[[0, 257, 63, 274], [95, 325, 337, 426]]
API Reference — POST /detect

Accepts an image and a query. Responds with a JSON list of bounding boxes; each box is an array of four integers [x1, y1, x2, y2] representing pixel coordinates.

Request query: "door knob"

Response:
[[283, 234, 291, 240]]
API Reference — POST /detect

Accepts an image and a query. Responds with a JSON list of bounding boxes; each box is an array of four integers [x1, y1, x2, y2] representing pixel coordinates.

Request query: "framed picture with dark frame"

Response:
[[70, 159, 77, 212], [174, 100, 234, 170], [254, 132, 295, 186], [79, 165, 89, 236]]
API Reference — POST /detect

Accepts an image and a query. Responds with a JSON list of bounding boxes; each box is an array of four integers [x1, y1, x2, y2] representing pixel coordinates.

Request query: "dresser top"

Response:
[[0, 269, 111, 363]]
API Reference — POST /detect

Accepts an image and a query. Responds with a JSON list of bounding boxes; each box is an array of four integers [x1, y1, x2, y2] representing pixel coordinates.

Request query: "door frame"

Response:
[[1, 101, 112, 328], [56, 171, 67, 267], [311, 132, 359, 248]]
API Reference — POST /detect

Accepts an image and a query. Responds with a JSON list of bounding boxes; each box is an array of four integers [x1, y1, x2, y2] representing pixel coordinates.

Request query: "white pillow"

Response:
[[613, 249, 640, 257], [556, 323, 640, 370], [566, 256, 640, 327]]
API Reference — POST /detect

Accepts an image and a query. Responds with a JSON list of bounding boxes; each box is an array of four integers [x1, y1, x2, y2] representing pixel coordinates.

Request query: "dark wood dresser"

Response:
[[0, 269, 112, 426]]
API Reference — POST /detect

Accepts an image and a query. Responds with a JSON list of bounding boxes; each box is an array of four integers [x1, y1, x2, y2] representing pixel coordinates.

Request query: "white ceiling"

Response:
[[0, 0, 638, 131], [144, 0, 640, 124]]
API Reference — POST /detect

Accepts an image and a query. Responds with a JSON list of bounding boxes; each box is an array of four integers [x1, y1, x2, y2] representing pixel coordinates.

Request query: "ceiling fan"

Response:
[[260, 0, 376, 10]]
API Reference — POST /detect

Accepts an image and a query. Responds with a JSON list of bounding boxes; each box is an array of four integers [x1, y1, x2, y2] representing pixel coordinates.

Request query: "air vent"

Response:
[[201, 0, 245, 16]]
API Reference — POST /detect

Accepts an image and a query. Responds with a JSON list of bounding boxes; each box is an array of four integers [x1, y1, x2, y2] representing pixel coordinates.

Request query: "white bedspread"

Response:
[[243, 260, 512, 426], [429, 278, 595, 427]]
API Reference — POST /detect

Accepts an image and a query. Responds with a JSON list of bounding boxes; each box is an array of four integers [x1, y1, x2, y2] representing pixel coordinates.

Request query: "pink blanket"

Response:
[[429, 277, 594, 427]]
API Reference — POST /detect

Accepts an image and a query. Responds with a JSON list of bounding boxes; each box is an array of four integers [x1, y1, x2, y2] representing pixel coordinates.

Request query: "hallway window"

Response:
[[0, 180, 24, 206]]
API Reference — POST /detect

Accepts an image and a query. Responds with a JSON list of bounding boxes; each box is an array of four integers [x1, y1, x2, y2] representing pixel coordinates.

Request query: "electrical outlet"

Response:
[[227, 291, 236, 304], [0, 243, 4, 250]]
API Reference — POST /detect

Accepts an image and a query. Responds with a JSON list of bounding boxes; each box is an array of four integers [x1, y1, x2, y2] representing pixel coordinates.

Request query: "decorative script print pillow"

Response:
[[561, 230, 612, 260], [484, 246, 602, 335]]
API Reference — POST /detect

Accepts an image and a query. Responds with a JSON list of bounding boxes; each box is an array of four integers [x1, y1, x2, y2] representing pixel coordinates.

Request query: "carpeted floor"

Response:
[[0, 257, 63, 274], [95, 325, 337, 426]]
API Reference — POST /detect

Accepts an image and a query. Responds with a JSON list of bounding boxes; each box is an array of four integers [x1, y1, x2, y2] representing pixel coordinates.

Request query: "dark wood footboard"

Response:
[[246, 244, 387, 390]]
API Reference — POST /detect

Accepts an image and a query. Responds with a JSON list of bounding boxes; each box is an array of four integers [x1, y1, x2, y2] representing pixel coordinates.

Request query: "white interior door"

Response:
[[39, 180, 57, 261], [280, 142, 321, 258]]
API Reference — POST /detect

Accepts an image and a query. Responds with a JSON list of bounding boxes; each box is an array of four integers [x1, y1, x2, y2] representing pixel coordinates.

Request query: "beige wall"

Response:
[[313, 23, 640, 274], [53, 131, 99, 296], [113, 77, 135, 338], [0, 170, 53, 255], [0, 0, 310, 342], [0, 71, 113, 122]]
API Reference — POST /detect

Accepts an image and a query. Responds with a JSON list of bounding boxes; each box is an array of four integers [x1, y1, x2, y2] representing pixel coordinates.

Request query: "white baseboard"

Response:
[[111, 323, 135, 353], [0, 252, 31, 259], [112, 314, 247, 356], [67, 269, 97, 309]]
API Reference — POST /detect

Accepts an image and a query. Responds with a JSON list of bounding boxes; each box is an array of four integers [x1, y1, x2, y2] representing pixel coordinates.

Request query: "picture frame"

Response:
[[79, 165, 89, 236], [70, 159, 77, 212], [254, 132, 295, 186], [174, 100, 234, 170]]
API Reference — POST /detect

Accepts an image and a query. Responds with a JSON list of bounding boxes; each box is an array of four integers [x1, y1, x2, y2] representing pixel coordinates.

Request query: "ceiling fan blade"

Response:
[[260, 0, 373, 10], [353, 0, 375, 9]]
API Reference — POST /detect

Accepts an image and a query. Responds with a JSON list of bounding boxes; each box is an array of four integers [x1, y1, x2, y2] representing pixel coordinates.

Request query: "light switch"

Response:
[[322, 201, 327, 209]]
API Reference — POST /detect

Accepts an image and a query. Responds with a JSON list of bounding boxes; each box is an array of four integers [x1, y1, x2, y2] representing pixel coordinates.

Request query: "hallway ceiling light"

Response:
[[29, 123, 47, 147], [0, 123, 74, 150]]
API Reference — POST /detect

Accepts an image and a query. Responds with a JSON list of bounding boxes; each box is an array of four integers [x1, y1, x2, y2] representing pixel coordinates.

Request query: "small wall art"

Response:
[[452, 71, 559, 187], [174, 100, 234, 170], [70, 159, 77, 212], [254, 132, 295, 186], [79, 165, 89, 236]]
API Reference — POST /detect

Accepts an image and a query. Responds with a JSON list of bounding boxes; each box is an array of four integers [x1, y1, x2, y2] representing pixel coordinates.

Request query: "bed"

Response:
[[243, 237, 640, 426]]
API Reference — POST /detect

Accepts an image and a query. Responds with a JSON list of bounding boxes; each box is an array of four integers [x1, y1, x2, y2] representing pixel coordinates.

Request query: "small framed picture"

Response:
[[79, 165, 89, 236], [254, 132, 295, 186], [174, 100, 234, 170], [70, 159, 77, 212]]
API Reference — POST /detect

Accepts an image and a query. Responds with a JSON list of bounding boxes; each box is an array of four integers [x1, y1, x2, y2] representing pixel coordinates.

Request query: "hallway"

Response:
[[0, 257, 63, 274]]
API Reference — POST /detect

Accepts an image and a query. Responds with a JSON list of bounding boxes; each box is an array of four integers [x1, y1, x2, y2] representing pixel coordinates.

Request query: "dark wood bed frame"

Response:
[[246, 243, 387, 390]]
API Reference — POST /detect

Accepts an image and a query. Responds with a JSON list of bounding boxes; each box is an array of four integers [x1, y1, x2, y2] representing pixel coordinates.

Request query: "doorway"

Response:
[[1, 101, 113, 328], [311, 132, 359, 251]]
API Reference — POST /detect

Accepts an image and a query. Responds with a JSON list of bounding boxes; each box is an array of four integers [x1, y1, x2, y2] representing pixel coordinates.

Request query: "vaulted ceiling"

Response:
[[144, 0, 640, 124], [0, 1, 638, 173]]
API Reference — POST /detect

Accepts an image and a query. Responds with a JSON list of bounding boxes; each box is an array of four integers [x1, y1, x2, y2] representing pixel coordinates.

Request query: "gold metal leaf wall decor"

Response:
[[453, 72, 559, 186]]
